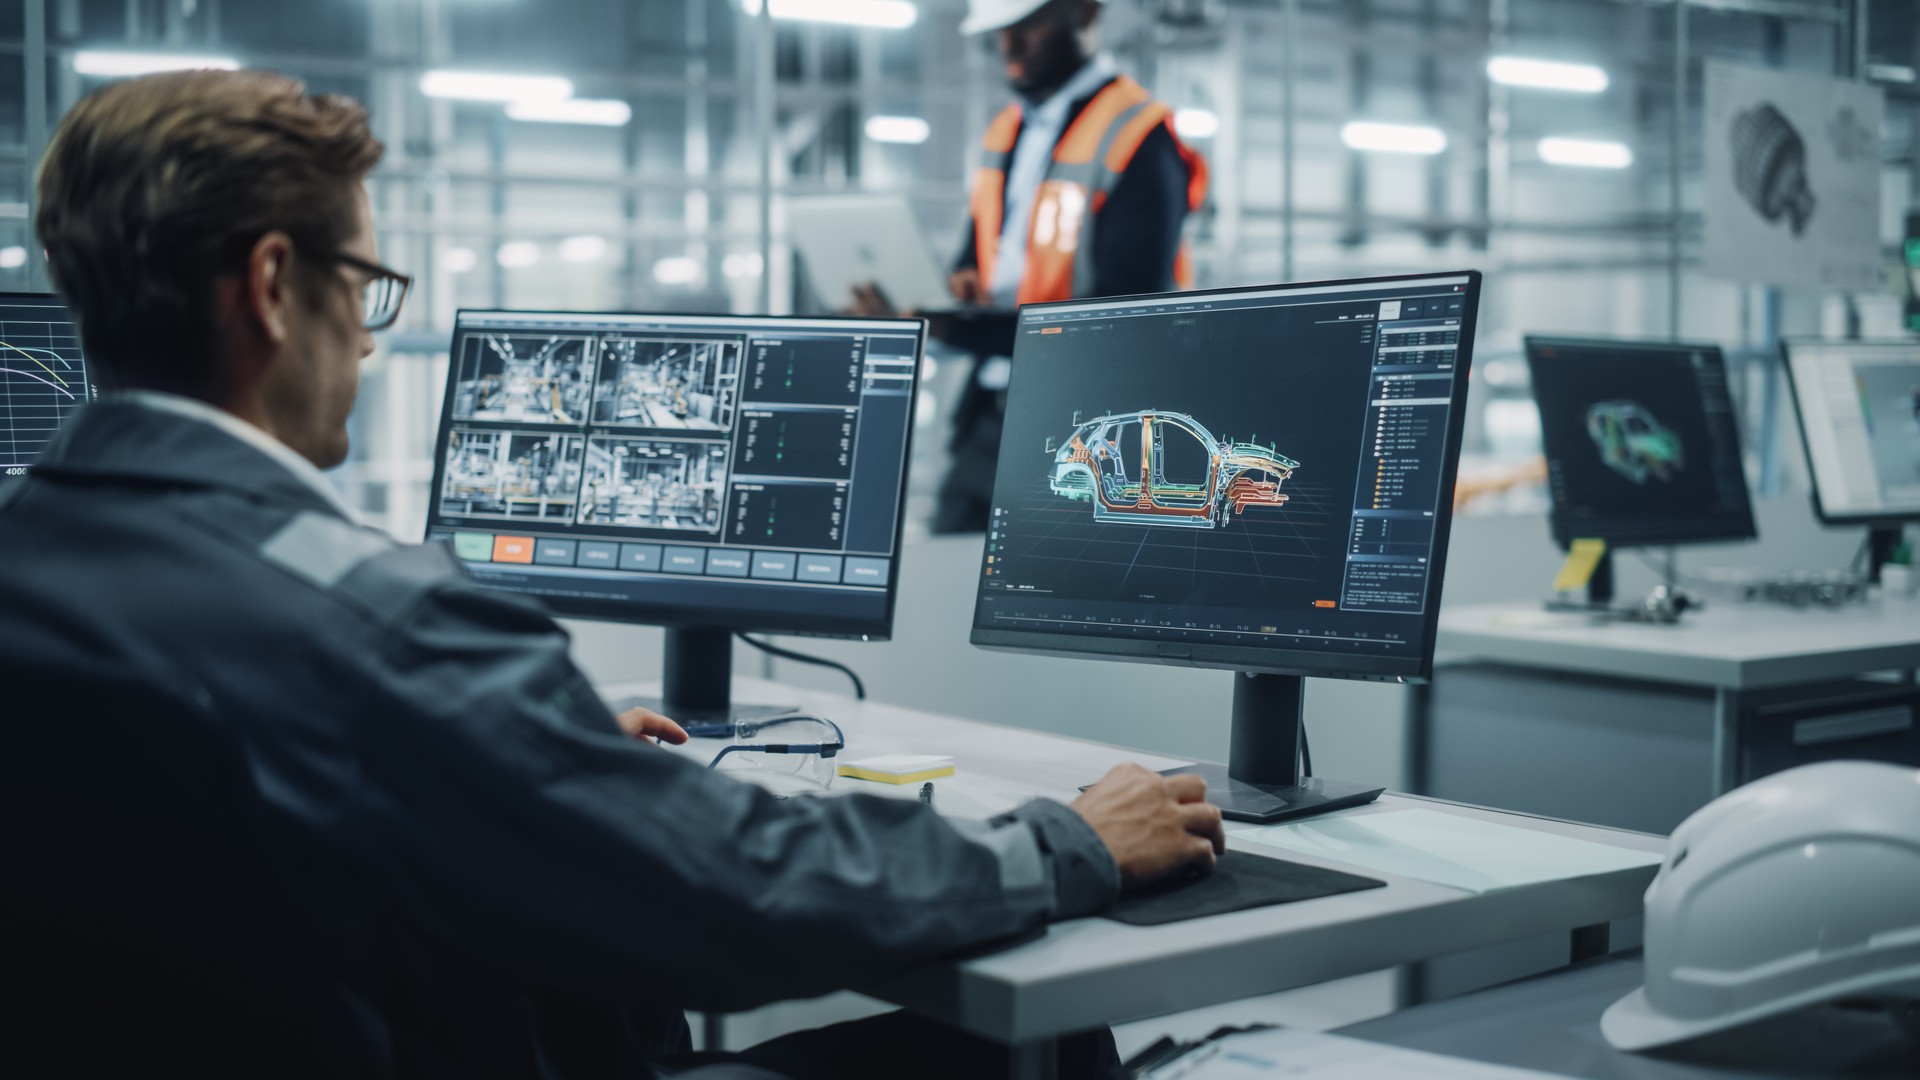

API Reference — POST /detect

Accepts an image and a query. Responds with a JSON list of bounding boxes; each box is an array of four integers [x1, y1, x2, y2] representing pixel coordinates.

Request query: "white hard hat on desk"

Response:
[[962, 0, 1103, 35], [1601, 760, 1920, 1052]]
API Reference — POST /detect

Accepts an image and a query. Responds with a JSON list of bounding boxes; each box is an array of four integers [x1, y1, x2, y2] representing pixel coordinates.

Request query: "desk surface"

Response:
[[607, 677, 1664, 1045], [1437, 598, 1920, 690], [1337, 954, 1919, 1079]]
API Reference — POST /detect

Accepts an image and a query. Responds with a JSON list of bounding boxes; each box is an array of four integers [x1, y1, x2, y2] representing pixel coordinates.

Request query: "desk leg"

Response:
[[1009, 1039, 1059, 1080], [701, 1012, 725, 1053], [1712, 688, 1743, 794], [1571, 923, 1610, 964]]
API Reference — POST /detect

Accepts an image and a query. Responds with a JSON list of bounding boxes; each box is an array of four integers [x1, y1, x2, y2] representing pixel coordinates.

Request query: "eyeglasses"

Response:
[[307, 248, 413, 331], [708, 714, 846, 792]]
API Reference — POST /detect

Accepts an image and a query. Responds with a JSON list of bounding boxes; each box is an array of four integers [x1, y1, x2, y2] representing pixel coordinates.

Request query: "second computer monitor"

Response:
[[1782, 340, 1920, 525], [1525, 336, 1756, 550]]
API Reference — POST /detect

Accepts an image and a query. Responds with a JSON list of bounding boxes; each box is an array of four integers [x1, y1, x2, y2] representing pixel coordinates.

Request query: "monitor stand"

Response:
[[615, 626, 795, 738], [1157, 672, 1384, 825], [1866, 524, 1905, 584]]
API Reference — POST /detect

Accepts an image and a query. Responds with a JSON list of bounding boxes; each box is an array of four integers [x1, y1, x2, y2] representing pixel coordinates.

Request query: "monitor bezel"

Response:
[[1781, 338, 1920, 528], [1524, 334, 1760, 551], [968, 270, 1484, 685], [425, 307, 928, 640]]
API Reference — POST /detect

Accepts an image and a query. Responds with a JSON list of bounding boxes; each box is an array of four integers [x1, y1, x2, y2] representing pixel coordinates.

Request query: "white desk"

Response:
[[606, 677, 1664, 1079], [1435, 599, 1920, 792]]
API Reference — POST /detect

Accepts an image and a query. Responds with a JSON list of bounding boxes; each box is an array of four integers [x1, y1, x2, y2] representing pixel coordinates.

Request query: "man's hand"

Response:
[[948, 268, 988, 305], [615, 706, 689, 746], [848, 281, 898, 317], [1070, 764, 1225, 889]]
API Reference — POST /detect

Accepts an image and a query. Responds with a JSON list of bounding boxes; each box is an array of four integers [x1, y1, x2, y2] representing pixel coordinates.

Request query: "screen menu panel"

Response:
[[426, 311, 920, 628]]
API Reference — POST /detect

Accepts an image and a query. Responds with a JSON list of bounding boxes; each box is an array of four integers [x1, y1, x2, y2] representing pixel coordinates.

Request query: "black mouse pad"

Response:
[[1103, 849, 1386, 926]]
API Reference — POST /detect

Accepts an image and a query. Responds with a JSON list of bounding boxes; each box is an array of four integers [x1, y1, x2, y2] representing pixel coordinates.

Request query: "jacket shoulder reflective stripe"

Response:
[[259, 511, 395, 589]]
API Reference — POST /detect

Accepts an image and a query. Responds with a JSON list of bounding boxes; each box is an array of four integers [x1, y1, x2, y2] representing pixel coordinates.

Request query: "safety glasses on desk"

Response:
[[707, 714, 846, 791]]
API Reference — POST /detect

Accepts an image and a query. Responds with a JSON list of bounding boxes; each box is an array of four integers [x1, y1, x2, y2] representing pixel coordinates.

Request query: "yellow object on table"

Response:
[[837, 754, 956, 784]]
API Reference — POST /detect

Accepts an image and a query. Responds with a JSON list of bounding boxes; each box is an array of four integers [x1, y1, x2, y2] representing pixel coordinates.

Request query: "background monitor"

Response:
[[1783, 339, 1919, 581], [971, 272, 1481, 822], [1525, 336, 1756, 551], [1, 293, 92, 475], [425, 309, 924, 722]]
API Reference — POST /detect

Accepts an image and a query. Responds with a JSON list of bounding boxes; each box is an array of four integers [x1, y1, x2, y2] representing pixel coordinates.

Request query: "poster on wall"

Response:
[[1703, 61, 1883, 292]]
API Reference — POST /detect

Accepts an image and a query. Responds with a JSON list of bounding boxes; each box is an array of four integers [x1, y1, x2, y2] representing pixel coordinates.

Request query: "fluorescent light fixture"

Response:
[[1341, 121, 1447, 155], [496, 241, 541, 269], [722, 252, 765, 280], [741, 0, 918, 29], [559, 235, 609, 263], [1174, 108, 1220, 139], [1538, 137, 1633, 169], [507, 98, 633, 126], [441, 247, 478, 274], [420, 70, 573, 103], [72, 50, 240, 77], [1486, 56, 1609, 93], [864, 115, 930, 144], [1868, 63, 1916, 85], [0, 246, 27, 270], [653, 256, 702, 286]]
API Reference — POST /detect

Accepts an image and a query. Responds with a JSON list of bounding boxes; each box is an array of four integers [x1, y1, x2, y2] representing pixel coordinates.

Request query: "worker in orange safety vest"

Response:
[[922, 0, 1209, 532]]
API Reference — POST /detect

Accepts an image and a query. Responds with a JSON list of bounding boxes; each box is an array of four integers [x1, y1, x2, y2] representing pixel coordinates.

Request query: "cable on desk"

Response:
[[735, 633, 867, 700]]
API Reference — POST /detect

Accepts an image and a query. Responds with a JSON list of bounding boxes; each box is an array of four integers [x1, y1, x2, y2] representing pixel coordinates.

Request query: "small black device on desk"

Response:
[[1104, 849, 1384, 927]]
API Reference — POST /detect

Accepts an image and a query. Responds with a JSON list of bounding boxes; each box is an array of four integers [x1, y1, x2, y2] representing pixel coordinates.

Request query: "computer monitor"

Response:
[[1783, 339, 1920, 581], [1, 292, 93, 475], [971, 273, 1481, 823], [1525, 336, 1757, 561], [425, 308, 925, 724]]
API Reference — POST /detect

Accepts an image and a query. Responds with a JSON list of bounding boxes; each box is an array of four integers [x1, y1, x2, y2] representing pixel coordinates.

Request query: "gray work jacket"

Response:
[[0, 401, 1119, 1078]]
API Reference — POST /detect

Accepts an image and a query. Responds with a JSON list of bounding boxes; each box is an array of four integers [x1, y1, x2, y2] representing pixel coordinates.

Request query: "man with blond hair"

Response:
[[5, 70, 1221, 1079]]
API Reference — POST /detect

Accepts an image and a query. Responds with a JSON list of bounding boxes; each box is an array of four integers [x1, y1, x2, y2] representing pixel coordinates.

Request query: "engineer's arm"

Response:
[[344, 555, 1215, 1013]]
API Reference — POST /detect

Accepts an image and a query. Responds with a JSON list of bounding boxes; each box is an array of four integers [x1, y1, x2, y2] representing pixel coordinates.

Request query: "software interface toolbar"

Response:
[[974, 277, 1472, 661], [1, 294, 91, 475], [1527, 338, 1756, 548], [1788, 342, 1920, 520], [425, 311, 920, 625]]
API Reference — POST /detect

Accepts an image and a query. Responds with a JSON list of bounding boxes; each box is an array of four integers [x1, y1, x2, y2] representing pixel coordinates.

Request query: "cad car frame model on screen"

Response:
[[972, 272, 1480, 688], [425, 309, 925, 645]]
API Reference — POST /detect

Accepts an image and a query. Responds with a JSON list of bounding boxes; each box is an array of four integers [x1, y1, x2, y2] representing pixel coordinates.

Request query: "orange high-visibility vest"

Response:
[[970, 75, 1209, 307]]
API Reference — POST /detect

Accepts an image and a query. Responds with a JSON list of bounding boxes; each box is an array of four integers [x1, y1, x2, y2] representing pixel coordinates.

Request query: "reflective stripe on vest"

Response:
[[971, 75, 1209, 307]]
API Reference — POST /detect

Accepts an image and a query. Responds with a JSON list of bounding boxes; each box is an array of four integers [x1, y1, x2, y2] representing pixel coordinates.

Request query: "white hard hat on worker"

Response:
[[962, 0, 1104, 35]]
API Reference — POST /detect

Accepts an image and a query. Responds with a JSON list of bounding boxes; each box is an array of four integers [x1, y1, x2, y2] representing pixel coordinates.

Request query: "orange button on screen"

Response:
[[493, 535, 536, 564], [1313, 600, 1337, 608]]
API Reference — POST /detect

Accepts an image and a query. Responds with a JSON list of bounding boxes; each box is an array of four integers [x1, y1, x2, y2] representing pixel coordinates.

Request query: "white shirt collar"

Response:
[[113, 389, 358, 521], [1021, 53, 1119, 122]]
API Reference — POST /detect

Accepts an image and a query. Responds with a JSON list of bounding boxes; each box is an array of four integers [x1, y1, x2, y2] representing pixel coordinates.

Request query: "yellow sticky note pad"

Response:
[[1553, 538, 1608, 593], [836, 755, 955, 784]]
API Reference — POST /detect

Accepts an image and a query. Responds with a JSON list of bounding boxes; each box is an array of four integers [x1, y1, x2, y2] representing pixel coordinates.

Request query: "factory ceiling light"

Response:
[[559, 236, 610, 263], [420, 70, 573, 103], [1341, 121, 1447, 155], [741, 0, 919, 29], [496, 241, 541, 269], [1486, 56, 1609, 93], [507, 99, 633, 126], [1538, 137, 1634, 169], [72, 50, 240, 76], [0, 247, 27, 270], [865, 115, 931, 144], [653, 257, 703, 286]]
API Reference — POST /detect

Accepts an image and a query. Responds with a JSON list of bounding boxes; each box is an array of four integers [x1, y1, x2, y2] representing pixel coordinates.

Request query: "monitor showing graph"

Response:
[[1, 293, 92, 475]]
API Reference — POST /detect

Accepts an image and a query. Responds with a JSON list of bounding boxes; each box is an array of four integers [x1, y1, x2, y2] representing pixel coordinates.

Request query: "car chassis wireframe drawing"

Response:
[[1586, 400, 1684, 484], [1046, 409, 1300, 528]]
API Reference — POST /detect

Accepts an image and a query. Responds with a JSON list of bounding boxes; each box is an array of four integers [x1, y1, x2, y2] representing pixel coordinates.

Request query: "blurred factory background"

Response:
[[3, 0, 1913, 542]]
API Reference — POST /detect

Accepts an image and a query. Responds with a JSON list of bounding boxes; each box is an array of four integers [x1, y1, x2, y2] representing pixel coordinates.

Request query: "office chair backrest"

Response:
[[5, 659, 380, 1077]]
